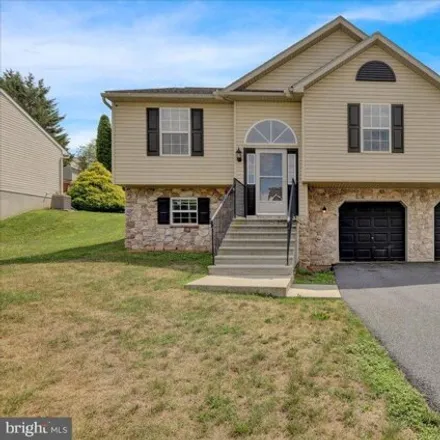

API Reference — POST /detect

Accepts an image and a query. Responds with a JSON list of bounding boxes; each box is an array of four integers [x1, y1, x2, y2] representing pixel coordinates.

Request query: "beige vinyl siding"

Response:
[[234, 101, 307, 215], [0, 93, 63, 200], [302, 45, 440, 183], [247, 30, 358, 91], [113, 101, 234, 185]]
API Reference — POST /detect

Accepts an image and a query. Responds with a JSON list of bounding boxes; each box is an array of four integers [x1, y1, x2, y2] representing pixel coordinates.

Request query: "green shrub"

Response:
[[68, 162, 125, 212]]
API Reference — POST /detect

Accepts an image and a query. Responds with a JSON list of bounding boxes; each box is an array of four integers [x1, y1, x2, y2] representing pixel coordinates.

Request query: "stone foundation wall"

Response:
[[299, 187, 440, 268], [125, 187, 226, 251]]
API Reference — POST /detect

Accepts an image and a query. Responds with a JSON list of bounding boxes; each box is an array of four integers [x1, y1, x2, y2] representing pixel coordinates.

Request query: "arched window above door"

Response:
[[245, 120, 297, 144]]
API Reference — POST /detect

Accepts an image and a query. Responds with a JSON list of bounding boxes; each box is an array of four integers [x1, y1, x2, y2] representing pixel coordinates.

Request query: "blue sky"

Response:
[[2, 0, 440, 152]]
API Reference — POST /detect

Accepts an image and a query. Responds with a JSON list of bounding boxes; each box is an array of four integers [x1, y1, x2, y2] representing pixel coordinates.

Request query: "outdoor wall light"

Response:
[[236, 147, 242, 162], [322, 206, 327, 213]]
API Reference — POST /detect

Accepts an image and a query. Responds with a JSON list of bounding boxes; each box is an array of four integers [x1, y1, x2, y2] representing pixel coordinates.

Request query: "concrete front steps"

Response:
[[208, 217, 296, 278]]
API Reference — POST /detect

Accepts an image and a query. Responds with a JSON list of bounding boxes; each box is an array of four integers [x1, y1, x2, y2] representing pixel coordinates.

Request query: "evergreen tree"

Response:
[[68, 162, 124, 212], [0, 69, 69, 148], [96, 115, 112, 171]]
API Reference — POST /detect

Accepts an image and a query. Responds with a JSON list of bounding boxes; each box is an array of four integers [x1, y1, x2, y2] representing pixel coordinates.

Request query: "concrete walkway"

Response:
[[186, 276, 341, 298], [186, 275, 291, 296], [287, 284, 341, 298]]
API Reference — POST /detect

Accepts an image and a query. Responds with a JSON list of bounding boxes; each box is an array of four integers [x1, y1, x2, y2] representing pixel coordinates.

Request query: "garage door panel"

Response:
[[340, 233, 355, 244], [358, 233, 371, 242], [391, 233, 404, 242], [340, 249, 355, 260], [340, 202, 405, 262], [354, 249, 372, 260], [390, 248, 405, 259], [373, 249, 389, 259], [390, 217, 404, 228], [374, 233, 388, 242], [341, 217, 355, 228], [374, 217, 389, 227], [357, 218, 372, 227]]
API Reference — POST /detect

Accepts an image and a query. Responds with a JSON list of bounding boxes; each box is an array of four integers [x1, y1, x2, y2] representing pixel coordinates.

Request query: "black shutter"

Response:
[[198, 198, 210, 224], [347, 104, 361, 153], [157, 198, 170, 224], [147, 108, 160, 156], [191, 109, 204, 156], [392, 104, 404, 153], [244, 148, 256, 216]]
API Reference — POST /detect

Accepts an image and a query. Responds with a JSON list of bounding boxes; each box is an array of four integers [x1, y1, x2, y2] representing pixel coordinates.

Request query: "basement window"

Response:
[[171, 198, 198, 225]]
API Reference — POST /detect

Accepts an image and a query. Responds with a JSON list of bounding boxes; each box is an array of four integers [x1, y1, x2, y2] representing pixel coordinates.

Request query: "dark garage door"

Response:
[[339, 202, 405, 262], [436, 203, 440, 261]]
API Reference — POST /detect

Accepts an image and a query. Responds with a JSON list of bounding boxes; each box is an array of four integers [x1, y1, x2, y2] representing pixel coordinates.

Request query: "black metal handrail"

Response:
[[286, 177, 297, 265], [211, 178, 246, 264]]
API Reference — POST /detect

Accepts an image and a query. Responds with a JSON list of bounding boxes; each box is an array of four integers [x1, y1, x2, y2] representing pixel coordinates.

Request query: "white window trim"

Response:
[[170, 197, 198, 225], [244, 119, 298, 146], [360, 103, 392, 154], [160, 108, 191, 157]]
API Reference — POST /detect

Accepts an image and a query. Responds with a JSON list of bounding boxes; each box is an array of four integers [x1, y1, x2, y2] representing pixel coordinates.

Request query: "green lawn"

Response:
[[1, 210, 439, 440]]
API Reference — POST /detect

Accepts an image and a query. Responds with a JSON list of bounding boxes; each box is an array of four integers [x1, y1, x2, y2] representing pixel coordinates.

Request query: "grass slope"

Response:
[[0, 210, 439, 440]]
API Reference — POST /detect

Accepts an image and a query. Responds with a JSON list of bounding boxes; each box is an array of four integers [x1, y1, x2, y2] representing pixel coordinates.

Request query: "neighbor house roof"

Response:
[[290, 32, 440, 93], [0, 88, 69, 156]]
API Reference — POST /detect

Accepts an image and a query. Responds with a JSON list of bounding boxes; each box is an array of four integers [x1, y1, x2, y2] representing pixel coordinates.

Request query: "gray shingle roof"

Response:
[[105, 87, 220, 94]]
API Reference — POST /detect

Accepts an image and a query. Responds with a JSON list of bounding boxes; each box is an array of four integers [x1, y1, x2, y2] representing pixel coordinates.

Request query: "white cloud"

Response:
[[1, 1, 438, 148], [1, 1, 310, 149], [343, 0, 440, 23], [1, 1, 301, 96]]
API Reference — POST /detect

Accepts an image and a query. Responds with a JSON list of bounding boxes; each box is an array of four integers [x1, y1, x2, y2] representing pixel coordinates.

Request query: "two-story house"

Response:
[[102, 16, 440, 277]]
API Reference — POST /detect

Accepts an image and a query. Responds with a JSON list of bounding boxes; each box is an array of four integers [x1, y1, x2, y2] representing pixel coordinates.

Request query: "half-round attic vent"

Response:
[[356, 61, 396, 82]]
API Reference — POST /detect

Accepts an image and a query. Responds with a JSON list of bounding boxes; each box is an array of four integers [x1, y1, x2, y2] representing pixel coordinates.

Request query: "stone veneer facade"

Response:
[[125, 186, 226, 251], [299, 186, 440, 269]]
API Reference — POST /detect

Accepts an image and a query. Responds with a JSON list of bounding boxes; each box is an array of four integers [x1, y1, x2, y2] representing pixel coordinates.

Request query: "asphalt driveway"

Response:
[[334, 263, 440, 411]]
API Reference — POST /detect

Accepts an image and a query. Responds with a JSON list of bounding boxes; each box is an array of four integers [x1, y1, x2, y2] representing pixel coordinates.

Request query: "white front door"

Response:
[[256, 149, 287, 215]]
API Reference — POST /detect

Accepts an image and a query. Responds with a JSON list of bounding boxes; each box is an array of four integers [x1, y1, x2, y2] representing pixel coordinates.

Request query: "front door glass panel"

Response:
[[259, 153, 283, 202]]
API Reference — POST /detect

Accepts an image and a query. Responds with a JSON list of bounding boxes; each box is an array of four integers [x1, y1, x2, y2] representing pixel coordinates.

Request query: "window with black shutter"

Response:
[[351, 103, 404, 154], [147, 108, 204, 156]]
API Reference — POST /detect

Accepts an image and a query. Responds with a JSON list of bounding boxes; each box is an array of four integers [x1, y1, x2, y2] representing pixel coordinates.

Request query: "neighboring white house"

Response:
[[0, 88, 68, 219], [63, 158, 81, 192]]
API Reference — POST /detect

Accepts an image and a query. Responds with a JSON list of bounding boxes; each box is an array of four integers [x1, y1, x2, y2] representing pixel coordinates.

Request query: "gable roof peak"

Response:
[[290, 31, 440, 92], [222, 16, 368, 92]]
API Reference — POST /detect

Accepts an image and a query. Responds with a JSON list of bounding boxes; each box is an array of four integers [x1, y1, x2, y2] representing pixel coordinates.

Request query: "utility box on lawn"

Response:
[[51, 194, 71, 211]]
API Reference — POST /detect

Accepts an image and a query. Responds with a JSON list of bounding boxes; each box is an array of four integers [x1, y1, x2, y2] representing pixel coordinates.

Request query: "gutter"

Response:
[[101, 95, 112, 109]]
